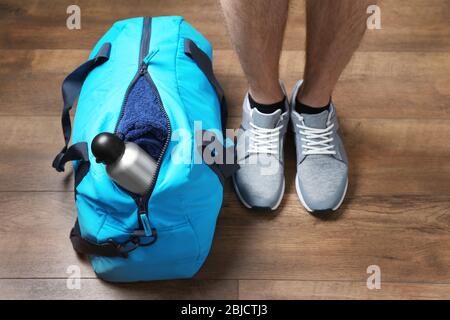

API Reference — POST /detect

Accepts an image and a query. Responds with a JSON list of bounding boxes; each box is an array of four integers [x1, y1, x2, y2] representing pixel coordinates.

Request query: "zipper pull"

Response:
[[140, 49, 159, 75], [143, 48, 159, 65], [137, 198, 153, 237], [139, 213, 153, 237], [139, 63, 148, 75]]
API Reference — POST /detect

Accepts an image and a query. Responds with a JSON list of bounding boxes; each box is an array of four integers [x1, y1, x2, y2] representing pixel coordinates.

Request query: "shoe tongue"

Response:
[[301, 110, 329, 129], [251, 108, 282, 129]]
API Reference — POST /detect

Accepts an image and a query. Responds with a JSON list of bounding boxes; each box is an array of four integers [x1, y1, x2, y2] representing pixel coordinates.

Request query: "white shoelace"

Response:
[[248, 122, 282, 155], [296, 122, 336, 155]]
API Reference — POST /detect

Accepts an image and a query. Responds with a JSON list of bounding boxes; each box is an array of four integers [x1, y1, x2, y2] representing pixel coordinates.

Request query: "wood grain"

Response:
[[1, 49, 449, 118], [1, 0, 449, 51], [0, 279, 238, 300], [1, 116, 450, 197], [0, 0, 449, 300], [200, 195, 450, 282], [239, 280, 450, 300], [0, 192, 93, 278], [1, 192, 450, 285]]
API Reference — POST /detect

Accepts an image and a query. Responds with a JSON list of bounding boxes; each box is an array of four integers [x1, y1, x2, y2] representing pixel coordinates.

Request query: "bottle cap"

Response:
[[91, 132, 125, 165]]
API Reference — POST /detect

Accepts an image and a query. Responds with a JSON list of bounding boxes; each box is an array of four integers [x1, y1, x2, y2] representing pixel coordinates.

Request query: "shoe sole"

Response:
[[232, 174, 285, 211], [295, 173, 348, 213]]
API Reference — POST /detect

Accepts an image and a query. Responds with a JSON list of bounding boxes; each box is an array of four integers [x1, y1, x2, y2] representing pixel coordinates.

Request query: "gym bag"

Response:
[[52, 16, 238, 282]]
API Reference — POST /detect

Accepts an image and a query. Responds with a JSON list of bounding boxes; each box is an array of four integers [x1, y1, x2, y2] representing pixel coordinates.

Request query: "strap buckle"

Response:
[[115, 230, 158, 258], [114, 237, 139, 258]]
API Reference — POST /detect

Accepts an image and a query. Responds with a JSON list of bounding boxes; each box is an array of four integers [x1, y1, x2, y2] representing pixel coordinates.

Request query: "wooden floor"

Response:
[[1, 0, 450, 299]]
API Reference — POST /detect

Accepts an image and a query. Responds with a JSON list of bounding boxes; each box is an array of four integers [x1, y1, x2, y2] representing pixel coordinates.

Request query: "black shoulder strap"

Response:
[[52, 42, 111, 172], [184, 39, 228, 132]]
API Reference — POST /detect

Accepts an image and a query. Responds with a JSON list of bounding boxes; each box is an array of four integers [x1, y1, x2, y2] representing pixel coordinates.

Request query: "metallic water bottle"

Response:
[[91, 133, 157, 195]]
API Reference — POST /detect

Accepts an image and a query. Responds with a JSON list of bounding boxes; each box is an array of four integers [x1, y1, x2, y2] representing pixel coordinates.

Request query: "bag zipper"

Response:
[[113, 16, 152, 135], [114, 17, 171, 237]]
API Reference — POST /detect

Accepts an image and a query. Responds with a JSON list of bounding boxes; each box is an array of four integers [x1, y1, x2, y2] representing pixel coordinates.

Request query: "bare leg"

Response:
[[219, 0, 288, 104], [298, 0, 374, 107]]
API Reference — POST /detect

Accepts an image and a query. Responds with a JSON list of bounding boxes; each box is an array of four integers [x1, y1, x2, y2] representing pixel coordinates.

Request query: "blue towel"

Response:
[[116, 76, 168, 160]]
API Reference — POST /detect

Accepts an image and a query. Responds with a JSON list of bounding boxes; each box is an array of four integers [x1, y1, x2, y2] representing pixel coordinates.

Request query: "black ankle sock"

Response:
[[295, 96, 331, 114], [249, 94, 286, 114]]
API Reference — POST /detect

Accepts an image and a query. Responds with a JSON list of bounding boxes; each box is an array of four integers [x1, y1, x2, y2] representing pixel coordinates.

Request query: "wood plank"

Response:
[[1, 192, 450, 284], [1, 116, 450, 196], [1, 0, 449, 51], [0, 116, 67, 192], [0, 279, 237, 300], [3, 279, 449, 300], [0, 192, 94, 278], [1, 49, 449, 119], [2, 48, 448, 79], [239, 280, 450, 300], [200, 195, 450, 282]]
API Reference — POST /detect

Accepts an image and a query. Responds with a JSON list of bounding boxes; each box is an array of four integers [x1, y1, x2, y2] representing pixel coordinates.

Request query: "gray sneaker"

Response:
[[232, 88, 290, 211], [291, 80, 348, 213]]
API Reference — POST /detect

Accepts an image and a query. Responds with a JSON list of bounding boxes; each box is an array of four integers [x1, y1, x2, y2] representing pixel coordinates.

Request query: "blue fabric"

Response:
[[116, 76, 168, 160], [71, 16, 225, 282]]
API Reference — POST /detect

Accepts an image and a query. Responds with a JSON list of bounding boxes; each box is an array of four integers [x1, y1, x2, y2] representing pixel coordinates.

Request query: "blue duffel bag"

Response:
[[52, 16, 238, 282]]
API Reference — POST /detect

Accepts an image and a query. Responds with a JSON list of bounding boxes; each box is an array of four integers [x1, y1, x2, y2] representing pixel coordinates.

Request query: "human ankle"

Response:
[[248, 84, 284, 105], [296, 88, 331, 109], [248, 94, 286, 114]]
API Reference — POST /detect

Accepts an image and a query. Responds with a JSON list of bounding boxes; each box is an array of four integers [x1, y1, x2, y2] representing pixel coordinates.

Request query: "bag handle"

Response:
[[184, 39, 228, 133], [198, 130, 240, 185], [52, 42, 111, 172]]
